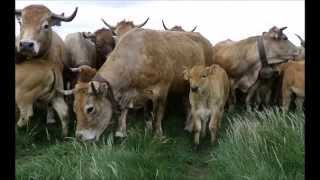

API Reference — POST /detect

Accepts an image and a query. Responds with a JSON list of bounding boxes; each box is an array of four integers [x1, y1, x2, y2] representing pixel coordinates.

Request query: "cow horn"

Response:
[[190, 26, 197, 32], [70, 67, 81, 72], [280, 26, 287, 31], [51, 7, 78, 22], [90, 82, 98, 95], [101, 18, 115, 30], [57, 88, 74, 96], [162, 20, 169, 30], [295, 34, 305, 47], [15, 9, 22, 16], [135, 17, 149, 28]]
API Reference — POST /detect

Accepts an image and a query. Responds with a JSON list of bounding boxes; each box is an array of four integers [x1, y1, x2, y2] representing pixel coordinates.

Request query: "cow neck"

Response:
[[257, 36, 269, 67]]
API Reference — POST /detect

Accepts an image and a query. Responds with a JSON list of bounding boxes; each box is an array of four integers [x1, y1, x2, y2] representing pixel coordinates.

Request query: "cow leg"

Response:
[[153, 97, 167, 137], [16, 103, 33, 128], [46, 105, 56, 124], [295, 96, 304, 111], [209, 107, 223, 144], [144, 100, 153, 133], [115, 108, 129, 138], [193, 115, 201, 147], [184, 96, 193, 133], [281, 87, 292, 112], [200, 115, 209, 138], [245, 80, 259, 110], [51, 96, 69, 137]]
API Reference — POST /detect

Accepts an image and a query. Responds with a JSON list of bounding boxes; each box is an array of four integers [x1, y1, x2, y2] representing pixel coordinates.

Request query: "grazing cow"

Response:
[[183, 64, 230, 148], [162, 20, 197, 32], [15, 5, 77, 136], [82, 28, 115, 69], [275, 60, 305, 111], [61, 28, 213, 141], [101, 17, 150, 37], [63, 32, 97, 89], [212, 26, 300, 106]]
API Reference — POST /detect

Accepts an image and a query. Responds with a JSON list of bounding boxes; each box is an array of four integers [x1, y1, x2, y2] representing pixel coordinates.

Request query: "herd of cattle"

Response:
[[15, 5, 305, 147]]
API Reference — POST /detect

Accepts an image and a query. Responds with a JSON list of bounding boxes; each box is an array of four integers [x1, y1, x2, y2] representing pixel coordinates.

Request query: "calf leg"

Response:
[[51, 96, 69, 137], [16, 104, 33, 128], [115, 108, 129, 138], [209, 108, 223, 144], [193, 115, 202, 147]]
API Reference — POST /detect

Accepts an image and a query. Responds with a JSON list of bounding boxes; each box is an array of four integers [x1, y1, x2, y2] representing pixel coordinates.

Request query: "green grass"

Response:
[[16, 107, 304, 180]]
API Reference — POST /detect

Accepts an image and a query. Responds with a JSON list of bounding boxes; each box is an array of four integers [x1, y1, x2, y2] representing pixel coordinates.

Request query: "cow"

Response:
[[101, 17, 150, 37], [212, 26, 300, 107], [59, 28, 213, 141], [183, 64, 230, 148], [161, 20, 197, 32], [294, 34, 305, 59], [15, 5, 78, 136], [81, 28, 115, 69], [63, 32, 97, 89], [274, 60, 305, 111]]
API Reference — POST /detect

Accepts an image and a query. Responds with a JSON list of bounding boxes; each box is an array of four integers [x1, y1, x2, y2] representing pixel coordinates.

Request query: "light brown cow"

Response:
[[275, 60, 305, 111], [101, 17, 149, 37], [62, 28, 213, 141], [15, 5, 77, 136], [212, 26, 300, 106], [162, 20, 197, 32], [183, 64, 230, 147]]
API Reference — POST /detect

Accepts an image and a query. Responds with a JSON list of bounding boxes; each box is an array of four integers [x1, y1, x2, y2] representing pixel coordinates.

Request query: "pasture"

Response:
[[16, 105, 304, 180]]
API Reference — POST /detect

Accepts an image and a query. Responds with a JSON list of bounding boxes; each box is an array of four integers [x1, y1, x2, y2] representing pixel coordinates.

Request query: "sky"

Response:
[[15, 0, 305, 46]]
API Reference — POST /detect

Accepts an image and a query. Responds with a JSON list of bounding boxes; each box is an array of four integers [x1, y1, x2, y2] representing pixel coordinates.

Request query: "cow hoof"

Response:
[[115, 131, 127, 138], [192, 144, 200, 152], [17, 119, 27, 128], [184, 125, 193, 133]]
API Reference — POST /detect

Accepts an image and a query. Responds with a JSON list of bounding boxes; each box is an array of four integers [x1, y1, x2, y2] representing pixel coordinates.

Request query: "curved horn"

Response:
[[51, 7, 78, 22], [135, 17, 149, 28], [295, 34, 305, 47], [70, 67, 81, 73], [101, 18, 115, 30], [57, 88, 75, 96], [15, 9, 22, 16], [279, 26, 287, 31], [190, 26, 197, 32], [162, 19, 169, 30]]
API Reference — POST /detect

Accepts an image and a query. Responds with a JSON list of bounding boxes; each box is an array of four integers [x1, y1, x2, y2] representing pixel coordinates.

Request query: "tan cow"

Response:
[[183, 64, 230, 147], [212, 26, 300, 107], [161, 20, 197, 32], [60, 28, 213, 141], [275, 60, 305, 111], [15, 5, 77, 136]]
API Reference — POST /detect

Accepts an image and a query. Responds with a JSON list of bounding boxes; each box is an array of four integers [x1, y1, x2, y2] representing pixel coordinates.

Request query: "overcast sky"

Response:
[[15, 0, 304, 46]]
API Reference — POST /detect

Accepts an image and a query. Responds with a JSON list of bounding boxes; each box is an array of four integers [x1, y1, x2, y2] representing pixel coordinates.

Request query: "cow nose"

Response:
[[85, 105, 95, 114], [19, 41, 34, 51], [191, 86, 199, 92]]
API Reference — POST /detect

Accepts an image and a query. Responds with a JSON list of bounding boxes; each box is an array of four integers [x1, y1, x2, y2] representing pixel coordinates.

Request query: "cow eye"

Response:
[[201, 74, 207, 78], [42, 23, 49, 30]]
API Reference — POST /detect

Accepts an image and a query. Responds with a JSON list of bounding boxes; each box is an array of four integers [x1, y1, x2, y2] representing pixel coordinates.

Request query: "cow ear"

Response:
[[183, 68, 189, 80]]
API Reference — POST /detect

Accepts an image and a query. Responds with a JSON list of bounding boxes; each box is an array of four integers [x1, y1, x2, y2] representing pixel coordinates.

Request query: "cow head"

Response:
[[57, 65, 115, 141], [162, 20, 197, 32], [82, 28, 115, 67], [183, 65, 215, 94], [15, 5, 78, 57], [101, 17, 149, 37], [261, 26, 300, 63]]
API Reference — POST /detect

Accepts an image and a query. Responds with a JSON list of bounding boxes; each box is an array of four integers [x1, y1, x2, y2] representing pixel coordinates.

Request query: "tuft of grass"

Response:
[[207, 107, 304, 180], [16, 107, 304, 180]]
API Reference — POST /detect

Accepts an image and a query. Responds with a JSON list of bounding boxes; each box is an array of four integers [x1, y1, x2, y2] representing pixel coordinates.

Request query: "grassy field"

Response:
[[16, 106, 304, 180]]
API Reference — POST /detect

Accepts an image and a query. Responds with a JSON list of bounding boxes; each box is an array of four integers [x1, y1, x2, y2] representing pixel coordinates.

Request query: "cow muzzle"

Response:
[[191, 86, 199, 92], [76, 130, 97, 141], [18, 40, 40, 56]]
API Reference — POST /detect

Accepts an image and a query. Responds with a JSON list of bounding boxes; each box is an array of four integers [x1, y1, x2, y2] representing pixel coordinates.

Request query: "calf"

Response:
[[183, 64, 230, 147], [275, 60, 305, 111]]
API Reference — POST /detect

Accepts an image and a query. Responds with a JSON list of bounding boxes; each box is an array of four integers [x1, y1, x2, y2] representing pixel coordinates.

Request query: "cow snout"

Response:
[[76, 130, 96, 141], [84, 105, 95, 114], [191, 86, 199, 92], [19, 41, 34, 52]]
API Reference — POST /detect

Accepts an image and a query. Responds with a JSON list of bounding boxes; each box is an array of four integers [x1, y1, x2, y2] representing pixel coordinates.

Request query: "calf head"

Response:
[[183, 65, 215, 94], [262, 26, 299, 63], [15, 5, 78, 57]]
